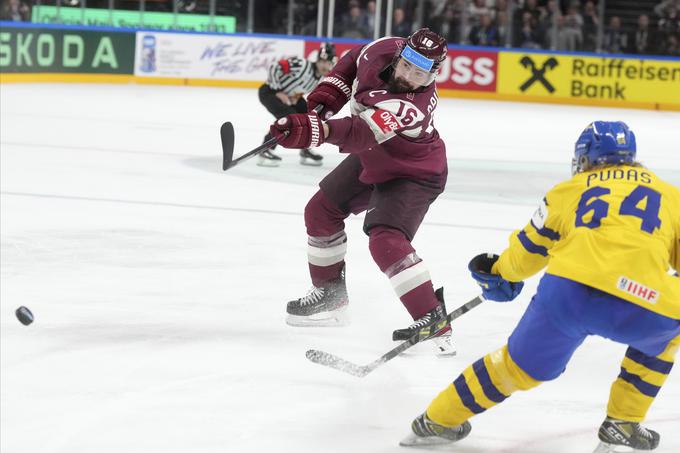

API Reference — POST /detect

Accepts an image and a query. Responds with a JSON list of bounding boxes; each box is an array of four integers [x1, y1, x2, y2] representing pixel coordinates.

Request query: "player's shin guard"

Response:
[[426, 345, 541, 427], [606, 338, 678, 423], [368, 227, 439, 319]]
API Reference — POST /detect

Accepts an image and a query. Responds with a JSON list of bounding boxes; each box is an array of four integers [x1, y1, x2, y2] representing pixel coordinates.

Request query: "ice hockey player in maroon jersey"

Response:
[[269, 28, 455, 355]]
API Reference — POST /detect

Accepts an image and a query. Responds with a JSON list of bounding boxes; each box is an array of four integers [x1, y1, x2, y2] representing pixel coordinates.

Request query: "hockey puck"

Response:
[[15, 306, 34, 326]]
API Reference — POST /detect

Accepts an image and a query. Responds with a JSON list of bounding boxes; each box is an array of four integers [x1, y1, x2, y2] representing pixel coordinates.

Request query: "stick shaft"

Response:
[[307, 295, 485, 377]]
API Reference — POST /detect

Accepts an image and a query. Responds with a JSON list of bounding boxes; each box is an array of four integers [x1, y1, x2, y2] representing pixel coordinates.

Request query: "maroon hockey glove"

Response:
[[307, 76, 352, 120], [270, 112, 325, 149]]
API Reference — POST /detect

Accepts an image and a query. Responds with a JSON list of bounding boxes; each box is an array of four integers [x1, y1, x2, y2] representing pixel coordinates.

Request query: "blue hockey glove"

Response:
[[468, 253, 524, 302]]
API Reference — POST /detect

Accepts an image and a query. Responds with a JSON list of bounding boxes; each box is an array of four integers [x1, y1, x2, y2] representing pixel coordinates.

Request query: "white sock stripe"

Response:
[[389, 262, 431, 297], [308, 242, 347, 266], [308, 253, 346, 267]]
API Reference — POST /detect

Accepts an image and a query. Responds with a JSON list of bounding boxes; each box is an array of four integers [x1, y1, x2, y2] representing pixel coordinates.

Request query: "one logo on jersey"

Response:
[[371, 109, 400, 133], [531, 199, 549, 229], [519, 56, 558, 93], [374, 99, 425, 128], [617, 276, 660, 304]]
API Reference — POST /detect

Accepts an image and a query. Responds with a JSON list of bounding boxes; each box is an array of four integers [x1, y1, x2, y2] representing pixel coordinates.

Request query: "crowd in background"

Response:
[[2, 0, 679, 56]]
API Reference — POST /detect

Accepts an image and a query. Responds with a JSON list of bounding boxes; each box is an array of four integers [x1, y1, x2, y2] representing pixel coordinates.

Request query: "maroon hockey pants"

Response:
[[303, 189, 440, 320]]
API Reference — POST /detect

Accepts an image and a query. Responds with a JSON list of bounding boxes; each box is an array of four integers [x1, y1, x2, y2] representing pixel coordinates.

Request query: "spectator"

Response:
[[495, 0, 508, 16], [468, 0, 492, 25], [339, 0, 367, 39], [497, 10, 510, 46], [468, 13, 499, 46], [659, 32, 680, 55], [392, 7, 412, 37], [1, 0, 30, 21], [519, 0, 542, 23], [540, 0, 563, 50], [516, 11, 543, 48], [581, 1, 600, 52], [513, 0, 543, 47], [658, 5, 680, 36], [363, 1, 377, 38], [430, 2, 463, 44], [654, 0, 680, 19], [560, 4, 583, 50], [603, 16, 628, 53], [630, 14, 656, 55]]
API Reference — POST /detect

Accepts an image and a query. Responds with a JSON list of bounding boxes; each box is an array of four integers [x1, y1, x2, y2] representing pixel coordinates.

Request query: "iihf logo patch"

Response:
[[617, 276, 659, 304]]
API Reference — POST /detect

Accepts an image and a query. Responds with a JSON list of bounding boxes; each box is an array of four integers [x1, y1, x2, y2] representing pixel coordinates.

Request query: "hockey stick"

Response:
[[306, 294, 485, 378], [221, 105, 323, 171]]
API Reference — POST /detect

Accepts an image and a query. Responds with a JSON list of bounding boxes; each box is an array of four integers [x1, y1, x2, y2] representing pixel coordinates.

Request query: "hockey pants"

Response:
[[426, 274, 680, 427]]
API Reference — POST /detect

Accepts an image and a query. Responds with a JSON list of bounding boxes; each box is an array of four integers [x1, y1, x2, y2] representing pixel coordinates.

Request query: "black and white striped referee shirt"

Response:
[[267, 57, 320, 96]]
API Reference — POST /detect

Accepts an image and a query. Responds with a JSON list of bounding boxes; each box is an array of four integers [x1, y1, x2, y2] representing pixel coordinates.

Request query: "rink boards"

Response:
[[1, 21, 679, 111]]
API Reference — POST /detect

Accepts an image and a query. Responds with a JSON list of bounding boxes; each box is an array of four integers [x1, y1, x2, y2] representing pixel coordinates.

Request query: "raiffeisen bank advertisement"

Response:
[[497, 50, 680, 111]]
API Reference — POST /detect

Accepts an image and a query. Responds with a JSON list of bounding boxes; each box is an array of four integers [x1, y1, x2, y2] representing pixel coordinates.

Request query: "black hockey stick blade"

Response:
[[221, 122, 235, 171], [306, 294, 485, 378]]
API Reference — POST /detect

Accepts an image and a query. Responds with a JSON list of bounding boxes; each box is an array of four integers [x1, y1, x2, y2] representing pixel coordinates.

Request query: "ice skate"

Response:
[[592, 417, 660, 452], [257, 149, 282, 167], [299, 148, 323, 166], [399, 412, 471, 447], [392, 289, 455, 356], [286, 271, 348, 327], [257, 132, 282, 167]]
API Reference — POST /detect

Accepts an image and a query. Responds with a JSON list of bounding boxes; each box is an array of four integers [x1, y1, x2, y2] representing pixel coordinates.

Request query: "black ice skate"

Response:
[[299, 148, 323, 166], [286, 271, 348, 327], [592, 417, 660, 453], [392, 288, 456, 356], [399, 412, 471, 447], [257, 133, 282, 167]]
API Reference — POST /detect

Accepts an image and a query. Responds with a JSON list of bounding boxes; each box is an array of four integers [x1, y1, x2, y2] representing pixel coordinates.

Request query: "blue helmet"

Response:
[[572, 121, 637, 175]]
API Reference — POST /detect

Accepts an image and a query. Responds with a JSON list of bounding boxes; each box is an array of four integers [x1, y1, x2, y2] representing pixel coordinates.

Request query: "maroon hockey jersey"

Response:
[[324, 37, 447, 185]]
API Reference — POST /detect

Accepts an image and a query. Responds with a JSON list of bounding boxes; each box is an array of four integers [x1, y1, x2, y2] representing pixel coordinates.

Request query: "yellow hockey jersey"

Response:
[[493, 165, 680, 319]]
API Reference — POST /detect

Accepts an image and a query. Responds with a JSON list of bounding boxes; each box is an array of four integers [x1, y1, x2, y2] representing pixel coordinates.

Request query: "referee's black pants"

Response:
[[258, 84, 308, 119]]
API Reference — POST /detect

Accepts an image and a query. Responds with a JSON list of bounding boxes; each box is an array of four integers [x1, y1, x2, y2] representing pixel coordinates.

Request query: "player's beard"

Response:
[[388, 74, 415, 93]]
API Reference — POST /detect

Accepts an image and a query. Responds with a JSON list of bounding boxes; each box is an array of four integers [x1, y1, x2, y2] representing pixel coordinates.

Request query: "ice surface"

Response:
[[1, 83, 679, 453]]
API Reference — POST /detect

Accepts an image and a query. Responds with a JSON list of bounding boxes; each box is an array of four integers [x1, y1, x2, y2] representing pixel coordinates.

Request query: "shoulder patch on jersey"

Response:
[[531, 198, 549, 229]]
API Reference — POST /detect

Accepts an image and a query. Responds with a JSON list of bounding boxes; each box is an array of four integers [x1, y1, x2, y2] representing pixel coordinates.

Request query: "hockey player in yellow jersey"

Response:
[[400, 121, 680, 452]]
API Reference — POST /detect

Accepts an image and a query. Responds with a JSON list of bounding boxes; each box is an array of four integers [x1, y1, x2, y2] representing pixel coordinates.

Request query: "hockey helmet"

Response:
[[393, 28, 448, 87], [572, 121, 637, 175]]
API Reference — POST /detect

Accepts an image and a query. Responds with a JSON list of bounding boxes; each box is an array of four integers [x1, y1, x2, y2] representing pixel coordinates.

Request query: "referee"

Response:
[[258, 43, 336, 167]]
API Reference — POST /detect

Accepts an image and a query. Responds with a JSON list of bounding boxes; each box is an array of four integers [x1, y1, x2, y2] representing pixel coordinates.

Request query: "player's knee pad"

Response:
[[304, 190, 347, 236], [486, 345, 542, 394], [368, 226, 415, 272]]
